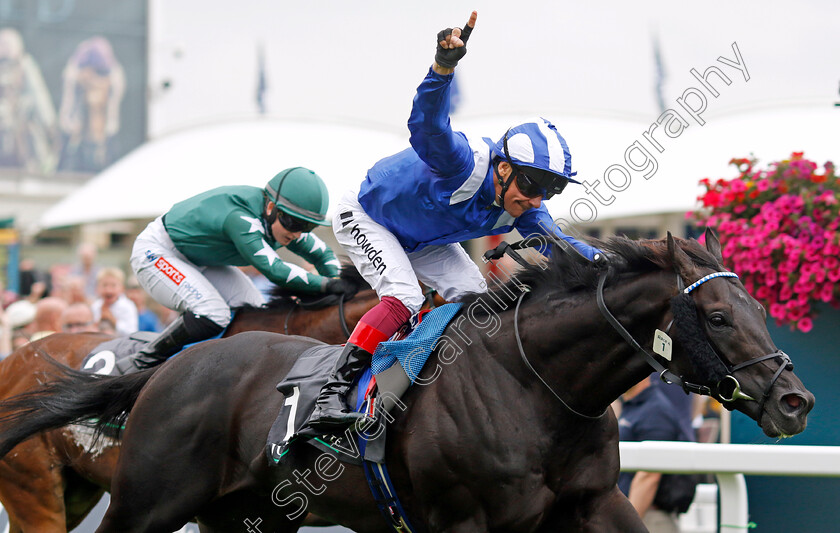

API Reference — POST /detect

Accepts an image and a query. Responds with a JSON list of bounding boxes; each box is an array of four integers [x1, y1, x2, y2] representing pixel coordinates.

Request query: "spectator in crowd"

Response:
[[97, 316, 117, 335], [618, 374, 697, 532], [29, 296, 67, 341], [60, 302, 99, 333], [59, 274, 90, 305], [70, 242, 102, 300], [18, 258, 52, 300], [651, 375, 700, 441], [125, 276, 162, 333], [0, 279, 16, 308], [3, 299, 37, 352], [91, 267, 138, 336]]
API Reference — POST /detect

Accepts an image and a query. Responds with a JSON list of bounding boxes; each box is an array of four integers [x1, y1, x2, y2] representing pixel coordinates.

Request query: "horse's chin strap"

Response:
[[513, 289, 607, 420]]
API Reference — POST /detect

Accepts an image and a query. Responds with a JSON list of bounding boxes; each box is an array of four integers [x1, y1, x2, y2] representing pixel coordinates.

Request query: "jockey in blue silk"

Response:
[[307, 11, 603, 430], [115, 167, 355, 374]]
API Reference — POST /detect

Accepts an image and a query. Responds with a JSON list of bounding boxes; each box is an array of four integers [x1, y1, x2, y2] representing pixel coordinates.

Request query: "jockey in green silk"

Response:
[[116, 167, 356, 374]]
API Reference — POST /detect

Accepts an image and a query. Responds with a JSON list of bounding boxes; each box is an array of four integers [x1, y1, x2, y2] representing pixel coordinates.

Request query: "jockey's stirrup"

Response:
[[115, 313, 221, 374], [308, 343, 373, 430]]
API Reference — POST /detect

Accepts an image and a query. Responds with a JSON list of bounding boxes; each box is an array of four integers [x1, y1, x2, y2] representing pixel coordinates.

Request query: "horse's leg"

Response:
[[95, 435, 220, 533], [63, 469, 106, 530], [538, 487, 648, 533], [193, 490, 308, 533], [0, 437, 68, 532], [94, 401, 226, 531], [54, 431, 120, 529]]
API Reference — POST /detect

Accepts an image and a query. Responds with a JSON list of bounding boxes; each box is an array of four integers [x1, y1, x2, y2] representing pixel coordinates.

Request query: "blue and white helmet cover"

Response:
[[491, 117, 580, 184]]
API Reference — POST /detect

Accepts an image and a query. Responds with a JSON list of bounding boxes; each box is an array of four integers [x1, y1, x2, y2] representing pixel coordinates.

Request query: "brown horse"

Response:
[[0, 232, 814, 532], [0, 267, 380, 532]]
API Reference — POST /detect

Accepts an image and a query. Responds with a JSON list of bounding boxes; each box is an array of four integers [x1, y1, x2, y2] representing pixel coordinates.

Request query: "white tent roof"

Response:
[[39, 119, 408, 229], [457, 104, 840, 223], [39, 106, 839, 230]]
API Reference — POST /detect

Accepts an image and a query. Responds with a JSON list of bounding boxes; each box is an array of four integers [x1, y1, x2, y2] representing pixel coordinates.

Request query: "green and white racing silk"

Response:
[[164, 185, 339, 293]]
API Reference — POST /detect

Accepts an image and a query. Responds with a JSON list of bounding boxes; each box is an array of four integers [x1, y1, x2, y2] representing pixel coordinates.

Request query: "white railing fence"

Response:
[[620, 441, 840, 531], [2, 442, 837, 532]]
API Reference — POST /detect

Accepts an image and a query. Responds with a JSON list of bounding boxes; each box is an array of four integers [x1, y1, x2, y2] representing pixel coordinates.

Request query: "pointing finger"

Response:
[[459, 11, 477, 44]]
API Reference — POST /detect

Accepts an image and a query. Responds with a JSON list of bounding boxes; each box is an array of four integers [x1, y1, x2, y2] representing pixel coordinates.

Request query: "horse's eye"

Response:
[[708, 313, 728, 328]]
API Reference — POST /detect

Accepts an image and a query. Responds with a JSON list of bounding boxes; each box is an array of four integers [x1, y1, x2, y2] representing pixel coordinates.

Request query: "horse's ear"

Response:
[[667, 231, 698, 281], [704, 227, 724, 265]]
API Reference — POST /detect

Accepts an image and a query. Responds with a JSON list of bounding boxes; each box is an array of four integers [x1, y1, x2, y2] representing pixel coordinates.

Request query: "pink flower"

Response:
[[822, 282, 836, 302], [779, 284, 793, 301], [795, 280, 816, 294], [689, 152, 838, 331]]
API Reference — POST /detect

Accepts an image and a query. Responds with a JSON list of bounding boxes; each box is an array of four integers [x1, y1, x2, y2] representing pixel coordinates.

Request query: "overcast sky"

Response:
[[147, 0, 839, 137]]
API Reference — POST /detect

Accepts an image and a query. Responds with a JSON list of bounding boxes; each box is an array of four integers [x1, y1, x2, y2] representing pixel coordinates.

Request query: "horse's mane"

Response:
[[459, 235, 723, 312]]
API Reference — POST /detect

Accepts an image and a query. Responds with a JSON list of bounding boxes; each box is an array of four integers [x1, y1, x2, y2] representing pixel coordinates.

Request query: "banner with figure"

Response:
[[0, 1, 147, 177]]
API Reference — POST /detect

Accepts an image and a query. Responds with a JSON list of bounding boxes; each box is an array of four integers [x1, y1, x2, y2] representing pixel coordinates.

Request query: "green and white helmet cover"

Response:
[[264, 167, 330, 226]]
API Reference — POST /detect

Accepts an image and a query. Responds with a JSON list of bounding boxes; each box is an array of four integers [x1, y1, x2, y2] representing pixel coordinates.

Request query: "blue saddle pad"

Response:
[[371, 303, 462, 382]]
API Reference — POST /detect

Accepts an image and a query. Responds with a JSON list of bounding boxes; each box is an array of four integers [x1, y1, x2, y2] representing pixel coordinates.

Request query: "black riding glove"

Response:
[[434, 21, 474, 69], [324, 278, 358, 300], [592, 251, 610, 268]]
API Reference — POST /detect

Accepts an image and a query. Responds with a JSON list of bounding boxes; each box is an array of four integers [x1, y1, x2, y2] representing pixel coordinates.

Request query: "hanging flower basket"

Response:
[[687, 152, 839, 333]]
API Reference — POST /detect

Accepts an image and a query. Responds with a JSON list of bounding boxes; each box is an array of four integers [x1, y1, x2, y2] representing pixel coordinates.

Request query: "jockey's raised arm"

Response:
[[308, 9, 603, 431]]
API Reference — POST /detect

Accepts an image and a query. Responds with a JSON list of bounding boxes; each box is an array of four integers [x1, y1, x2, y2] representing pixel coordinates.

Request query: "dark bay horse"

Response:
[[0, 232, 814, 532], [0, 265, 380, 532]]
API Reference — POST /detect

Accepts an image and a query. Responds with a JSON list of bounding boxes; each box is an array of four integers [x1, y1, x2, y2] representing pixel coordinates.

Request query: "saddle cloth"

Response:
[[79, 332, 159, 375], [266, 303, 462, 466]]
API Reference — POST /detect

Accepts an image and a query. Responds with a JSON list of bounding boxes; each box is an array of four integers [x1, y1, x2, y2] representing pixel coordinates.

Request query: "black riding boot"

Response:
[[307, 343, 372, 430], [115, 313, 223, 375]]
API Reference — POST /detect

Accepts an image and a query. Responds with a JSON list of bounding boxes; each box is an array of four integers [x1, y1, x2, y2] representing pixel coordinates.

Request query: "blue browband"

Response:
[[683, 271, 739, 294]]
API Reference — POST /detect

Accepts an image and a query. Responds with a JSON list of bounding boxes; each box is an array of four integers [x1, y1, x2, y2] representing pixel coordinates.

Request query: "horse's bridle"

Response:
[[495, 237, 793, 422], [595, 261, 794, 423]]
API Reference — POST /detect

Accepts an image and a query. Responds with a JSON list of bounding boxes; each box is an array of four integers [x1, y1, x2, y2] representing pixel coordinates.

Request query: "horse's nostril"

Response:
[[783, 393, 805, 411]]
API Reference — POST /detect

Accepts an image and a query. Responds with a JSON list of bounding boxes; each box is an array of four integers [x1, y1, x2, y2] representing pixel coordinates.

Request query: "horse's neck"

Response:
[[502, 271, 674, 419]]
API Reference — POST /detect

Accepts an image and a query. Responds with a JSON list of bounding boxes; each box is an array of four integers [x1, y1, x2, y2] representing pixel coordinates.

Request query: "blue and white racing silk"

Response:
[[358, 67, 599, 260]]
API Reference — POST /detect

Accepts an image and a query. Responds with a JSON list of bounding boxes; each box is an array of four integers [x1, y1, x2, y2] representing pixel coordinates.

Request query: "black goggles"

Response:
[[514, 170, 568, 199], [278, 212, 318, 233]]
